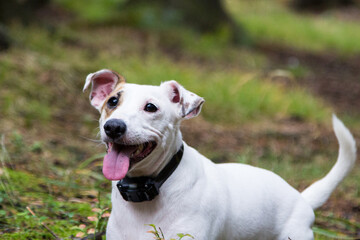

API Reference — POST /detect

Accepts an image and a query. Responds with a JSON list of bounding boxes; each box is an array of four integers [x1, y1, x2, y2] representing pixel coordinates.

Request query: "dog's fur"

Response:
[[84, 69, 357, 240]]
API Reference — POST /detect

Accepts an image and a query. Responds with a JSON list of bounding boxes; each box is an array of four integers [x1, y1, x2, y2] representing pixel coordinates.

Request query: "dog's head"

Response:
[[84, 69, 204, 180]]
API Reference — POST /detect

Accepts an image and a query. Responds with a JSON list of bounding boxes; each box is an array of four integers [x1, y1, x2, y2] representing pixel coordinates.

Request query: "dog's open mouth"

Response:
[[102, 141, 157, 181]]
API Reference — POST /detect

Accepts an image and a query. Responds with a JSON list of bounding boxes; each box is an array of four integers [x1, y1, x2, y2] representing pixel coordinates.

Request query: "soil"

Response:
[[259, 44, 360, 115]]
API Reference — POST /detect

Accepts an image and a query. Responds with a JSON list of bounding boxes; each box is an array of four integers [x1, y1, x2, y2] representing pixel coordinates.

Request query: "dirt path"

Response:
[[259, 45, 360, 115]]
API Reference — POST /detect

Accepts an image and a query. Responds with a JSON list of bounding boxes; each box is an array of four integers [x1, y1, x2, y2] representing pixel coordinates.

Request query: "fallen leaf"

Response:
[[76, 232, 85, 238], [91, 208, 101, 213], [87, 216, 98, 222], [80, 189, 98, 198], [69, 198, 87, 203]]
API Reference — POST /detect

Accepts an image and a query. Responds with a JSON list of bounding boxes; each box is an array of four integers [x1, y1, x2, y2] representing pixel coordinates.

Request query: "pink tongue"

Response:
[[103, 146, 136, 180]]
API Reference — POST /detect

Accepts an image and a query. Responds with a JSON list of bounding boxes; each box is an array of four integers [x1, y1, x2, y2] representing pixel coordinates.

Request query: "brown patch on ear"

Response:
[[100, 83, 126, 119], [115, 73, 126, 84]]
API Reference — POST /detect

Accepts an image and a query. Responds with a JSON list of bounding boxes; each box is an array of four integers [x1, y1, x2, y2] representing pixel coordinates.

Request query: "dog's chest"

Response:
[[108, 191, 203, 239]]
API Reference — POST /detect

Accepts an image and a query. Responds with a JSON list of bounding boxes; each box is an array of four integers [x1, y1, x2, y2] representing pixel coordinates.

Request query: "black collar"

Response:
[[116, 144, 184, 202]]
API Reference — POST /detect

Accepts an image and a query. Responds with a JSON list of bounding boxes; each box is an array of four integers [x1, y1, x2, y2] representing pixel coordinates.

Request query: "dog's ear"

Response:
[[162, 81, 205, 119], [83, 69, 125, 111]]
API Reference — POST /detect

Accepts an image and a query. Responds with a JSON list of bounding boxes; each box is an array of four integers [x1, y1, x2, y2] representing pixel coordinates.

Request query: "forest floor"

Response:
[[1, 1, 360, 239]]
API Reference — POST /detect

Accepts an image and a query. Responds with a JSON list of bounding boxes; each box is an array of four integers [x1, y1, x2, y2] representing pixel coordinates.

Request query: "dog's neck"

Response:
[[127, 128, 183, 178]]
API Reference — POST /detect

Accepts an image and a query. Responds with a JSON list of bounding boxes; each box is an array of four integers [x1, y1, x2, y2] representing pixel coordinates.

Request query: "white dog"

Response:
[[83, 69, 357, 240]]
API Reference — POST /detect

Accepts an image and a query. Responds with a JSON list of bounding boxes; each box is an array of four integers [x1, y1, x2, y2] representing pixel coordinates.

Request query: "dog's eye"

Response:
[[107, 97, 119, 108], [144, 103, 158, 112]]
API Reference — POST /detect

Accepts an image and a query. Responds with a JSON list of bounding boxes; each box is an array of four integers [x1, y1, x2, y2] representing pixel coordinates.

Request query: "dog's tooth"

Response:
[[134, 146, 142, 156], [137, 144, 145, 154]]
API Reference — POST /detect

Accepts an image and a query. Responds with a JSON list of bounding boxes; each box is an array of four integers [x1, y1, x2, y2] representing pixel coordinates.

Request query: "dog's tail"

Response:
[[301, 114, 357, 210]]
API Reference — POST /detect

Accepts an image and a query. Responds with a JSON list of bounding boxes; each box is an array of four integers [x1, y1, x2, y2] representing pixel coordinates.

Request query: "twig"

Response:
[[26, 206, 62, 240]]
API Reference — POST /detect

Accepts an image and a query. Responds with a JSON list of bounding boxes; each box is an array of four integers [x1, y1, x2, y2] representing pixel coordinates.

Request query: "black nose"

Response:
[[104, 119, 127, 139]]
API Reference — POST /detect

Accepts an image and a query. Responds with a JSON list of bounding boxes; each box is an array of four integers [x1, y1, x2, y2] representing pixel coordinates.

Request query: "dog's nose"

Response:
[[104, 119, 127, 139]]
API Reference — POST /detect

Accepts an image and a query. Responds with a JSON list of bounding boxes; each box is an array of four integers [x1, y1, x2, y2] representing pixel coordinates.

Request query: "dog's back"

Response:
[[213, 163, 314, 239]]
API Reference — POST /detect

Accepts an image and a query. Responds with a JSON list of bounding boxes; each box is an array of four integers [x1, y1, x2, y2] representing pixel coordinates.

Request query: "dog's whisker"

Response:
[[79, 136, 102, 143]]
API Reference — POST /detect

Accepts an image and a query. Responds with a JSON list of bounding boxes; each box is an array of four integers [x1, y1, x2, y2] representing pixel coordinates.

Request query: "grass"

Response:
[[58, 0, 360, 56], [147, 224, 194, 240], [227, 0, 360, 56], [55, 0, 127, 23], [0, 24, 330, 127], [0, 168, 109, 239], [0, 133, 110, 239]]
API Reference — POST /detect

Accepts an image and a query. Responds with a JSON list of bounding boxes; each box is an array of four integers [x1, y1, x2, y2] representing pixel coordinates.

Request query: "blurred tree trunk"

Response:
[[0, 0, 50, 51], [0, 0, 50, 24], [0, 26, 11, 51], [292, 0, 355, 11], [122, 0, 248, 45]]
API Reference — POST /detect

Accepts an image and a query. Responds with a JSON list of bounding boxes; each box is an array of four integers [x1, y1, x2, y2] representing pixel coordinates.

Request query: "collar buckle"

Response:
[[116, 177, 159, 202]]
